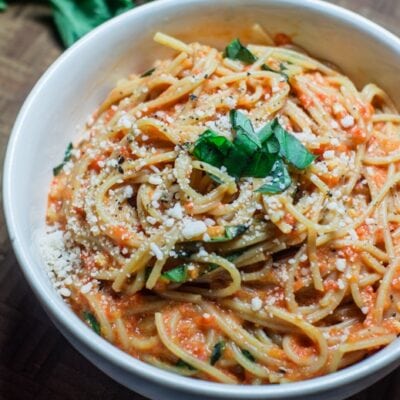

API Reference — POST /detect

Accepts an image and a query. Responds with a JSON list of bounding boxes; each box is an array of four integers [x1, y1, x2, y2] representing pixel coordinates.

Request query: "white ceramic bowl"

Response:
[[4, 1, 400, 399]]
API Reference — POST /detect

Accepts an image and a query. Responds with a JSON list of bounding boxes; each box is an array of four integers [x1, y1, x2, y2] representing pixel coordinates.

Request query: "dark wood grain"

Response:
[[0, 1, 399, 399]]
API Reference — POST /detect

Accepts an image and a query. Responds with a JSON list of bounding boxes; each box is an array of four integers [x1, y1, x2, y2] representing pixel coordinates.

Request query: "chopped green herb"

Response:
[[207, 173, 224, 185], [162, 264, 188, 283], [272, 120, 316, 169], [192, 110, 315, 194], [224, 38, 257, 64], [206, 263, 220, 272], [174, 244, 198, 258], [141, 67, 155, 77], [0, 0, 7, 12], [256, 158, 291, 194], [83, 311, 101, 335], [49, 0, 137, 47], [261, 63, 289, 81], [176, 359, 196, 370], [53, 142, 73, 176], [210, 341, 225, 365], [225, 225, 248, 239], [226, 250, 244, 262], [192, 129, 234, 170], [206, 224, 248, 242], [241, 349, 256, 362], [193, 113, 276, 179], [230, 109, 257, 138]]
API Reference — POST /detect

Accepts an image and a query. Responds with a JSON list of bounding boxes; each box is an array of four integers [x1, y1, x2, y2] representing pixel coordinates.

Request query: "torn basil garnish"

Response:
[[272, 120, 316, 169], [223, 39, 257, 64], [210, 341, 225, 365], [162, 264, 188, 283], [83, 311, 101, 335], [53, 142, 73, 176], [241, 349, 256, 362], [261, 63, 289, 81], [141, 67, 155, 77], [205, 225, 248, 242], [176, 359, 196, 370], [256, 158, 291, 194], [192, 110, 315, 194]]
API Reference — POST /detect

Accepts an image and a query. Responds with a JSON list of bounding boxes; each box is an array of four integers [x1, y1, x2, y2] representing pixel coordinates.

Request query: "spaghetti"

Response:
[[42, 27, 400, 384]]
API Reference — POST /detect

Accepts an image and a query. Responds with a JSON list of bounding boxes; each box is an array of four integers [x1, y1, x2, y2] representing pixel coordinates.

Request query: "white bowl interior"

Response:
[[4, 1, 400, 399]]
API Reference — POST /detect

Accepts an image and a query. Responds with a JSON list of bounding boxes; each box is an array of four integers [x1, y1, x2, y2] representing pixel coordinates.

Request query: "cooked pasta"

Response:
[[41, 27, 400, 385]]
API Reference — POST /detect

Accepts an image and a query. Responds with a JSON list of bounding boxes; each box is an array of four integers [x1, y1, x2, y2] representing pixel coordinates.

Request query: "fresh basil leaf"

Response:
[[225, 225, 248, 239], [265, 136, 280, 154], [174, 244, 199, 258], [83, 311, 101, 335], [233, 129, 260, 157], [162, 265, 188, 283], [193, 126, 274, 179], [53, 142, 73, 176], [0, 0, 7, 11], [206, 225, 248, 242], [279, 62, 288, 71], [206, 263, 219, 272], [49, 0, 136, 47], [256, 120, 274, 144], [141, 67, 155, 77], [230, 110, 276, 176], [53, 164, 64, 176], [242, 148, 276, 178], [224, 39, 257, 64], [210, 341, 225, 365], [230, 111, 261, 152], [193, 129, 233, 169], [230, 109, 255, 138], [207, 173, 224, 185], [176, 359, 196, 370], [256, 158, 291, 194], [221, 145, 247, 178], [261, 63, 289, 81], [241, 349, 256, 362], [226, 250, 244, 262], [193, 112, 314, 183], [272, 120, 316, 169]]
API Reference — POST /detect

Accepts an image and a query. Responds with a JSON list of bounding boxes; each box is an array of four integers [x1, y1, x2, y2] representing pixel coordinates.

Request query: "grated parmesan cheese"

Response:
[[340, 115, 355, 128], [181, 220, 207, 239], [251, 297, 263, 311], [167, 203, 183, 219], [336, 258, 346, 272], [38, 228, 81, 298], [150, 243, 163, 260]]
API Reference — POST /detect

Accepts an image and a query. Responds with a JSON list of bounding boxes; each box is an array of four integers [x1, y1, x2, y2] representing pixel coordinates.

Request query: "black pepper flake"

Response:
[[117, 155, 125, 164], [189, 94, 198, 101], [118, 166, 124, 174]]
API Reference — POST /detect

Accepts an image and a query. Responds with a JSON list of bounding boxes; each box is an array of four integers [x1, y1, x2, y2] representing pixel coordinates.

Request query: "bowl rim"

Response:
[[3, 0, 400, 398]]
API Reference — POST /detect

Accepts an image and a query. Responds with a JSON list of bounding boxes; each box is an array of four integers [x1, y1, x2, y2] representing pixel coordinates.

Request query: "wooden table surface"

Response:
[[1, 1, 400, 399]]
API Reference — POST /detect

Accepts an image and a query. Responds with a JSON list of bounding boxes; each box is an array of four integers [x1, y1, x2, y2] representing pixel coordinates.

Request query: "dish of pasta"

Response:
[[41, 26, 400, 384]]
